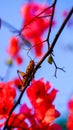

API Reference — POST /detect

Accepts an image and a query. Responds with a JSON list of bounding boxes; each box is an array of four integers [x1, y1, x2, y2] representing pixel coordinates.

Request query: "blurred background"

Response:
[[0, 0, 73, 129]]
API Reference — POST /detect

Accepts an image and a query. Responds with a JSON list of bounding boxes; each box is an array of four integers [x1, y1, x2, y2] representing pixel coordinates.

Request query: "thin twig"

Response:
[[52, 58, 65, 78], [47, 0, 57, 47], [34, 14, 52, 18]]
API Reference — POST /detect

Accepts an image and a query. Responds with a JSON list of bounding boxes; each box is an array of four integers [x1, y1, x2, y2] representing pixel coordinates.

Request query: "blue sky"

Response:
[[0, 0, 73, 119]]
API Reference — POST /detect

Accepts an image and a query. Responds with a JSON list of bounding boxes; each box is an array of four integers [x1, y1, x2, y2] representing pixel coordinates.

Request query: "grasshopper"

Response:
[[17, 60, 35, 91]]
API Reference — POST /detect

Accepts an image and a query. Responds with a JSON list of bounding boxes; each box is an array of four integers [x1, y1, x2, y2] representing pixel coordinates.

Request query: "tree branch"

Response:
[[35, 7, 73, 71], [47, 0, 57, 47]]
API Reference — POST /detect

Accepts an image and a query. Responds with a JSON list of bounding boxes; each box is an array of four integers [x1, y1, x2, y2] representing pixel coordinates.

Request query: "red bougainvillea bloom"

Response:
[[14, 55, 23, 65], [8, 113, 29, 130], [7, 36, 23, 65], [27, 79, 57, 106], [0, 79, 61, 129], [20, 3, 56, 56], [7, 36, 19, 57], [13, 78, 22, 87], [20, 104, 37, 126], [19, 103, 61, 130], [32, 37, 43, 56], [67, 96, 73, 130], [26, 79, 61, 129], [0, 82, 16, 119], [7, 104, 36, 129]]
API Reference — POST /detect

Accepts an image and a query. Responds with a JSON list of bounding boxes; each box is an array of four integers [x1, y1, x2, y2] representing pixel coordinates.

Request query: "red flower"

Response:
[[67, 96, 73, 130], [26, 79, 60, 125], [20, 104, 32, 115], [49, 124, 62, 130], [0, 79, 61, 129], [13, 78, 21, 87], [7, 36, 19, 57], [68, 97, 73, 113], [67, 114, 73, 130], [15, 55, 23, 65], [27, 79, 46, 106], [20, 3, 56, 56], [47, 88, 58, 103], [0, 82, 16, 119], [20, 104, 36, 126], [6, 36, 23, 65], [27, 79, 57, 106], [8, 113, 28, 129], [32, 37, 43, 56]]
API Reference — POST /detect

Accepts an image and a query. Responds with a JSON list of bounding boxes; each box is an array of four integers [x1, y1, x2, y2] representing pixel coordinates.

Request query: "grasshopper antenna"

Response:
[[27, 40, 47, 59]]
